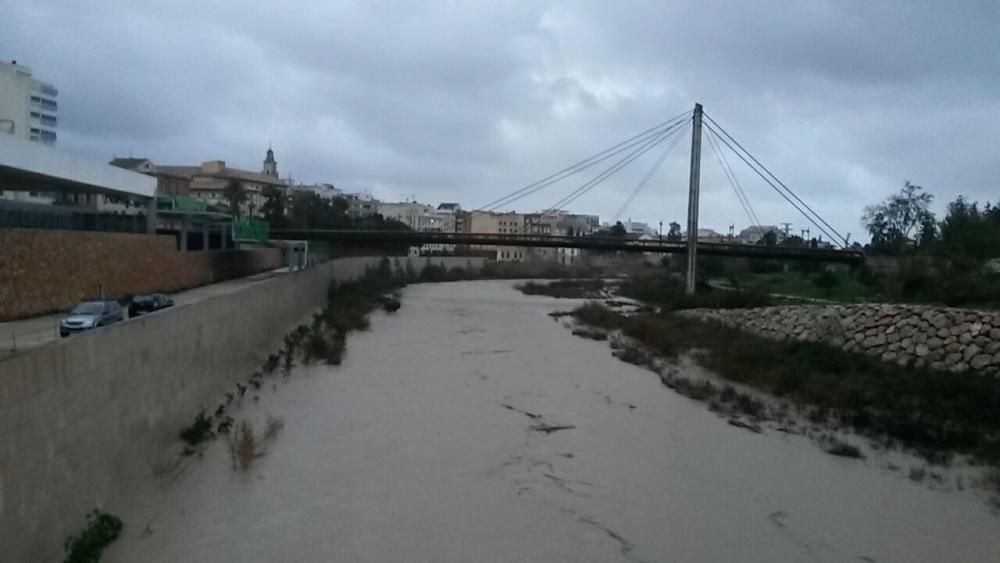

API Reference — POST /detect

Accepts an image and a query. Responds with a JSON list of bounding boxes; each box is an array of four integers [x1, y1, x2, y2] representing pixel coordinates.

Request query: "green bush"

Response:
[[64, 510, 123, 563], [179, 410, 215, 446]]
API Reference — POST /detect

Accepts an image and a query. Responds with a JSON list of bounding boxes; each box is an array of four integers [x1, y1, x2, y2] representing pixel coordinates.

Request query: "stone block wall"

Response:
[[678, 304, 1000, 375], [0, 255, 484, 562], [0, 228, 283, 320]]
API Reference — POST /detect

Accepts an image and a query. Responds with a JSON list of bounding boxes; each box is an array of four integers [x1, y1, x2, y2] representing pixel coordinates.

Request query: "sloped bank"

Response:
[[679, 304, 1000, 375]]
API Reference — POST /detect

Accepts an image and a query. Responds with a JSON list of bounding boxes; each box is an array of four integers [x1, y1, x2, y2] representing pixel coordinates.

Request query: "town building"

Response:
[[738, 225, 784, 245], [466, 211, 528, 262], [110, 156, 193, 198], [288, 183, 342, 200], [379, 200, 457, 254], [378, 201, 456, 232], [157, 147, 287, 217], [525, 211, 599, 265]]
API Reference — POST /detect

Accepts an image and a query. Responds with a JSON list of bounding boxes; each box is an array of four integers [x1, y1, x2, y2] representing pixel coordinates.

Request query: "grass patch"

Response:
[[571, 302, 1000, 466], [620, 271, 772, 310], [734, 270, 869, 303], [63, 509, 123, 563]]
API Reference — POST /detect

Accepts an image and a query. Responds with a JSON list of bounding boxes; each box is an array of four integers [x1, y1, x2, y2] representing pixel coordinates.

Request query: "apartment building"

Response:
[[466, 211, 527, 262], [0, 60, 59, 204]]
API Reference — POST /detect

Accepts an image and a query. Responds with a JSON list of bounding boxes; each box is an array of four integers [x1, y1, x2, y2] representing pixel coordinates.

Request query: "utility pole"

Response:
[[685, 103, 703, 295], [781, 222, 792, 237]]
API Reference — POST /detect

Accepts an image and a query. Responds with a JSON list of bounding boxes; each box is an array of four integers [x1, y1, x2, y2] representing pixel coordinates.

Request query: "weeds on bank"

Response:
[[620, 271, 772, 310], [518, 279, 609, 299], [228, 414, 285, 471], [822, 437, 865, 459], [63, 509, 123, 563], [179, 410, 215, 448], [570, 301, 1000, 467]]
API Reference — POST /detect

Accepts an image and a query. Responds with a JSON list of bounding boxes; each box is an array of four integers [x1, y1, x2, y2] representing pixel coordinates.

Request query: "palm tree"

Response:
[[222, 179, 248, 218]]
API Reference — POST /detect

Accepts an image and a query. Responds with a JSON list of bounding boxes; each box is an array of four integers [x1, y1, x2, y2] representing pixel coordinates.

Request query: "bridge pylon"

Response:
[[685, 103, 703, 295]]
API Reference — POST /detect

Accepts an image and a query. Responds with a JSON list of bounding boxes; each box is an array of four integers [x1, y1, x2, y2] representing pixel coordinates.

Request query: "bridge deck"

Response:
[[270, 229, 864, 263]]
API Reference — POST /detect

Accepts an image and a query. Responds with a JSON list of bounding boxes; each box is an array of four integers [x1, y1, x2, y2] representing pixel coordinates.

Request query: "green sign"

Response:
[[235, 218, 270, 242], [157, 195, 208, 213]]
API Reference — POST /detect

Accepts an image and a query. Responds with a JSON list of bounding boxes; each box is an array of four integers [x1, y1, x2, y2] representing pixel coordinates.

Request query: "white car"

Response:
[[59, 300, 125, 337]]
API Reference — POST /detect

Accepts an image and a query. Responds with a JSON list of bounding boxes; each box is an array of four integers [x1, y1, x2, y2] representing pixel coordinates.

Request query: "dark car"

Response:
[[129, 293, 174, 317], [59, 300, 125, 337]]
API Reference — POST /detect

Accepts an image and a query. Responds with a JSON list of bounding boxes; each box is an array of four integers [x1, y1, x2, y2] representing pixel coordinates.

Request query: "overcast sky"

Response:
[[3, 1, 998, 241]]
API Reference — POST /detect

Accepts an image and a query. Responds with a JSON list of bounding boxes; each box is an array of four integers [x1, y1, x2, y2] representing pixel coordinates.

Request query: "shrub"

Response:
[[571, 302, 623, 329], [63, 510, 123, 563], [823, 438, 864, 459], [229, 420, 258, 471], [179, 410, 215, 446]]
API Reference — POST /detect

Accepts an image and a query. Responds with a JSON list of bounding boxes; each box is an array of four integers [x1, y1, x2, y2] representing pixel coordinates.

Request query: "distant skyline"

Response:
[[2, 1, 998, 241]]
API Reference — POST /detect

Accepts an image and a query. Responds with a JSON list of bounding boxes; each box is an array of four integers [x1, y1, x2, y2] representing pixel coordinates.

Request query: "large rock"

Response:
[[964, 344, 982, 363], [971, 354, 993, 370], [915, 343, 930, 357]]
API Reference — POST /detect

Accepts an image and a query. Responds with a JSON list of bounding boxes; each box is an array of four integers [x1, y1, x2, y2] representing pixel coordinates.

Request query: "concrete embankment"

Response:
[[0, 256, 482, 563], [679, 304, 1000, 374]]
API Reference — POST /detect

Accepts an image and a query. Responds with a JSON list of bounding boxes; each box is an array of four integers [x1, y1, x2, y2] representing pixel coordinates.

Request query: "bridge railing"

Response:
[[268, 229, 864, 263]]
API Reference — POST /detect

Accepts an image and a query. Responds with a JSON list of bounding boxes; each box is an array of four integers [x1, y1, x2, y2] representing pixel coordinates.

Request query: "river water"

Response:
[[106, 280, 1000, 563]]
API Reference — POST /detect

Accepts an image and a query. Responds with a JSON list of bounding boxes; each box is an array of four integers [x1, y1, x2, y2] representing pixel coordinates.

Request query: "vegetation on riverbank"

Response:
[[570, 300, 1000, 467], [620, 272, 773, 310], [518, 279, 610, 299], [63, 509, 123, 563]]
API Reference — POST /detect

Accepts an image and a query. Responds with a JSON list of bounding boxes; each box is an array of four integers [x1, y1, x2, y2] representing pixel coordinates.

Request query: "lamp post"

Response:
[[659, 221, 663, 242]]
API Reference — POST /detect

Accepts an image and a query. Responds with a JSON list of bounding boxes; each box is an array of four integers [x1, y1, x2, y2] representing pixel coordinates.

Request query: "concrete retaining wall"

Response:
[[0, 255, 483, 562], [0, 228, 283, 320], [679, 304, 1000, 375]]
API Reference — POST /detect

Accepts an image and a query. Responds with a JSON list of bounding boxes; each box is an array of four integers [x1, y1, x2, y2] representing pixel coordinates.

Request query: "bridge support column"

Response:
[[685, 103, 703, 295]]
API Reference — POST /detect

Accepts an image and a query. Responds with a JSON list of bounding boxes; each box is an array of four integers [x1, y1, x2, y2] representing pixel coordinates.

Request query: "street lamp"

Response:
[[659, 221, 663, 242]]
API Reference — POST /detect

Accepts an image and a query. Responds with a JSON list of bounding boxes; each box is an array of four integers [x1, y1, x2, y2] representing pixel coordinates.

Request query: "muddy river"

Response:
[[106, 280, 1000, 562]]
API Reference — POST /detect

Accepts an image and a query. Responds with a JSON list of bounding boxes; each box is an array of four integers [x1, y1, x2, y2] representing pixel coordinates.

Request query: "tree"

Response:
[[861, 181, 935, 254], [223, 179, 248, 218], [780, 235, 805, 247], [610, 221, 628, 237], [261, 185, 287, 229], [937, 196, 1000, 263], [666, 221, 682, 241], [813, 269, 839, 297], [761, 230, 778, 246]]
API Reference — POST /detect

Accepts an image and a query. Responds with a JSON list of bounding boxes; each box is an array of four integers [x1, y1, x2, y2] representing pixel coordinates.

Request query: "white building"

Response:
[[525, 211, 599, 265], [378, 201, 455, 232], [379, 200, 457, 254], [289, 183, 342, 200], [738, 225, 784, 245], [1, 60, 59, 204], [0, 60, 57, 146]]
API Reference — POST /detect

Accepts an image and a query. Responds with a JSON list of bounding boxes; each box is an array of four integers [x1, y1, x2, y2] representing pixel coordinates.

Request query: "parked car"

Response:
[[129, 293, 174, 317], [59, 300, 125, 337]]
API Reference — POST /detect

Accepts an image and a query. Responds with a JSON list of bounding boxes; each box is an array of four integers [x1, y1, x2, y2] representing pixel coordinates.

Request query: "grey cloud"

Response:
[[2, 0, 997, 239]]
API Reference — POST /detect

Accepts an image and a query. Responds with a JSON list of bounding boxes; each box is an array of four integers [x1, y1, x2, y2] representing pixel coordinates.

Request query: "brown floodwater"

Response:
[[105, 280, 1000, 563]]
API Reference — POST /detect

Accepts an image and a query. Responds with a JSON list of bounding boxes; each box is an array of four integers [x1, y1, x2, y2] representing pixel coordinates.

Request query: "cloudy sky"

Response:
[[3, 1, 998, 241]]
